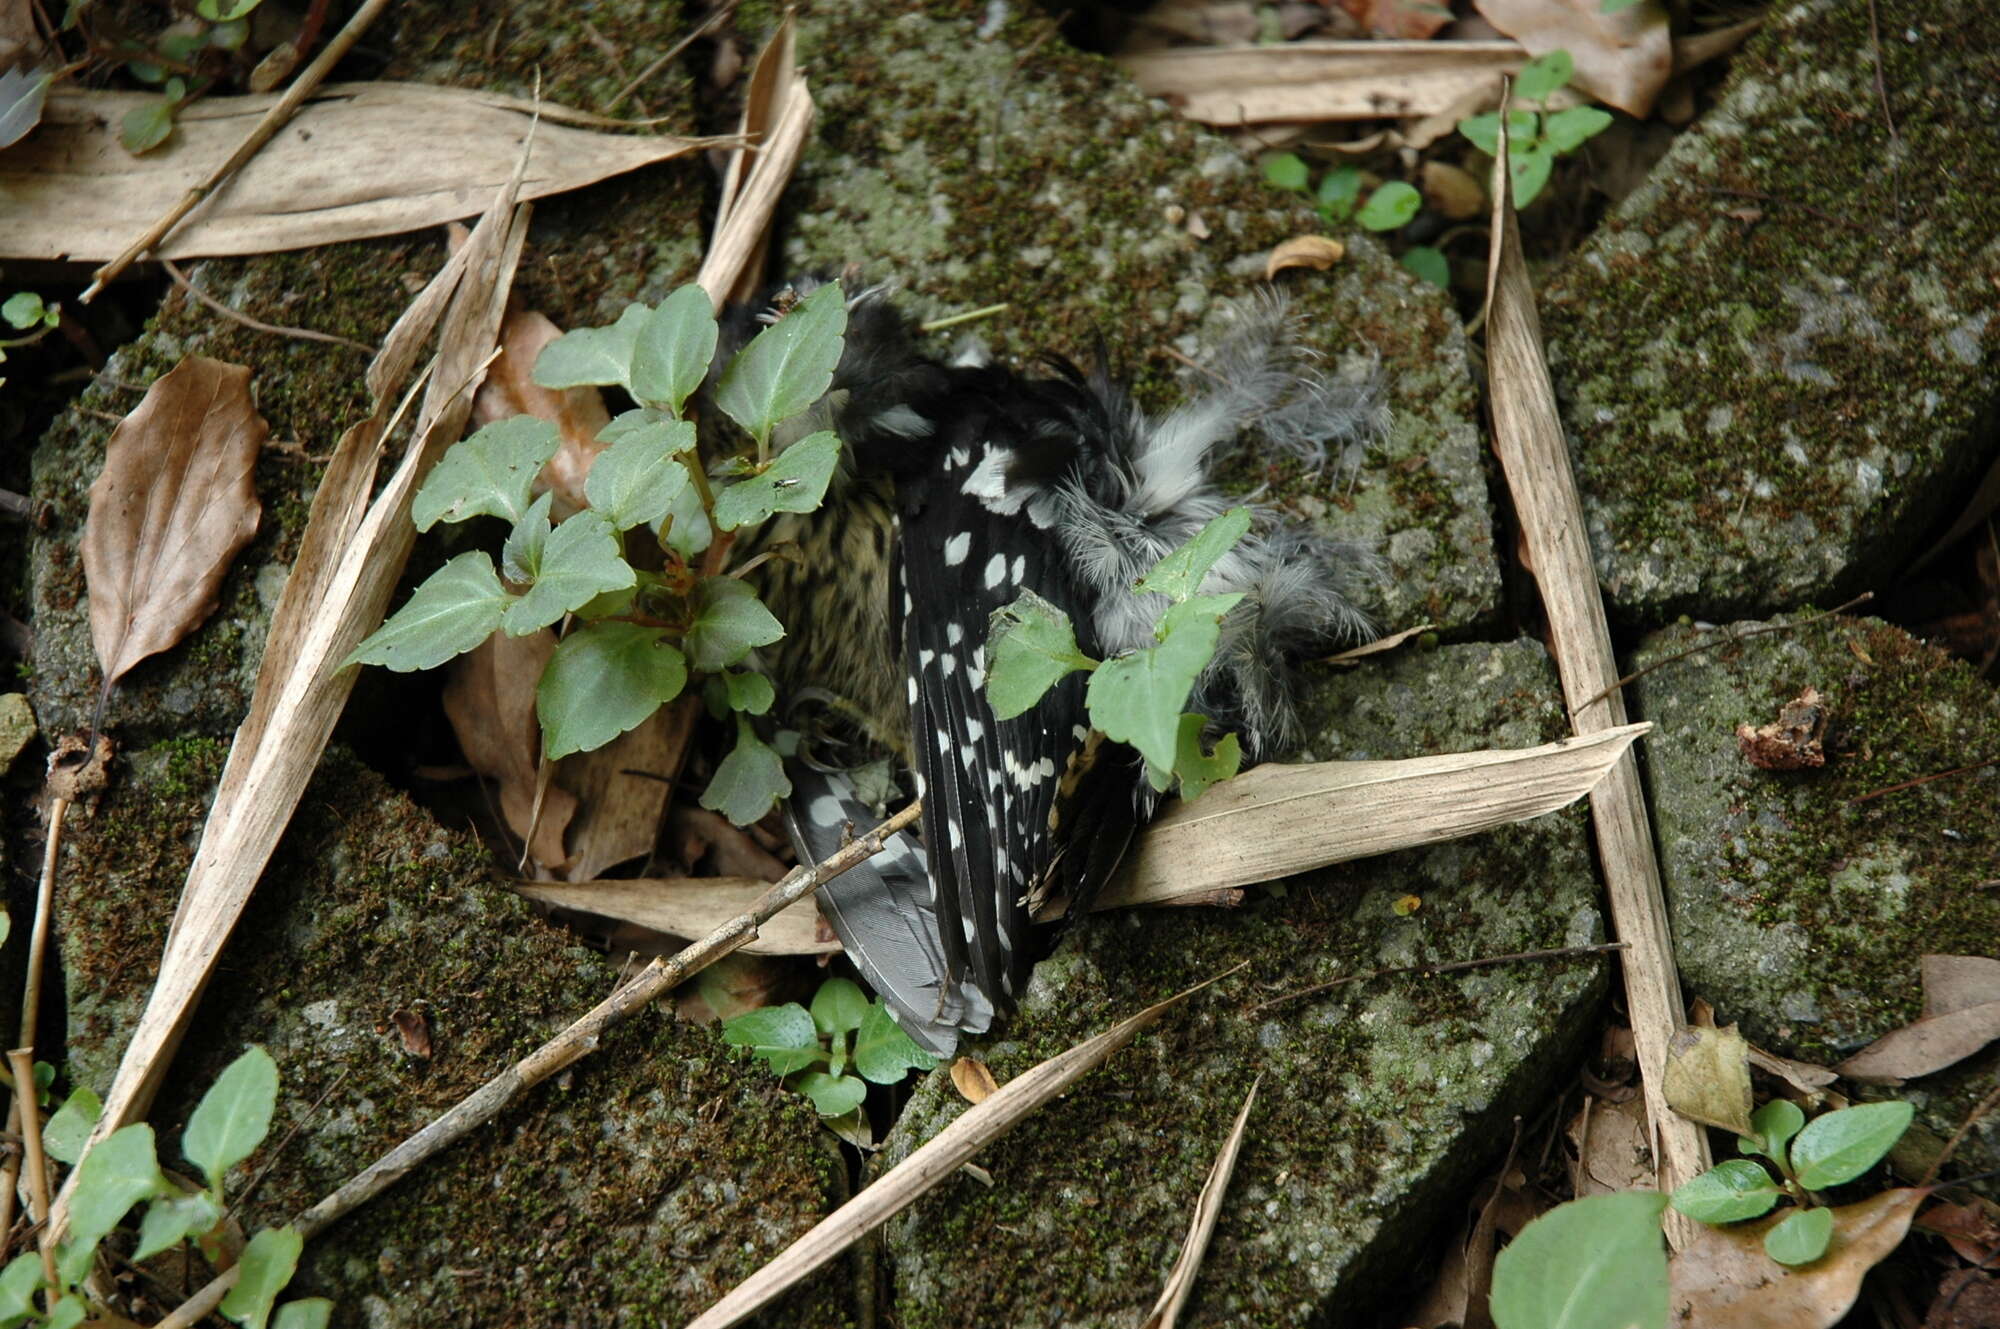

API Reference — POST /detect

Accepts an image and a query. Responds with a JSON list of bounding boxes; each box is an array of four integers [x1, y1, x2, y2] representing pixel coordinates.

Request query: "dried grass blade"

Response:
[[1141, 1076, 1260, 1329], [1115, 40, 1525, 125], [696, 13, 812, 307]]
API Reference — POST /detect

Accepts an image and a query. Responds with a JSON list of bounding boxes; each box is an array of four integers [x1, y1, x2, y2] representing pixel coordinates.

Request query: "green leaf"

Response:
[[722, 1003, 820, 1076], [537, 622, 687, 760], [986, 590, 1094, 721], [1516, 48, 1575, 102], [500, 491, 553, 585], [793, 1071, 868, 1118], [1544, 104, 1614, 153], [135, 1190, 223, 1261], [1355, 181, 1421, 232], [685, 577, 785, 672], [1458, 112, 1501, 157], [1789, 1101, 1913, 1190], [0, 1251, 45, 1324], [1738, 1098, 1805, 1168], [1763, 1206, 1834, 1266], [412, 416, 561, 530], [715, 282, 848, 442], [1510, 142, 1557, 207], [42, 1295, 84, 1329], [714, 430, 842, 530], [701, 714, 791, 827], [1668, 1159, 1783, 1224], [1489, 1191, 1668, 1329], [1262, 152, 1309, 192], [272, 1299, 334, 1329], [532, 303, 648, 392], [629, 285, 718, 414], [220, 1226, 302, 1329], [42, 1087, 103, 1166], [1315, 165, 1363, 221], [1400, 245, 1451, 290], [183, 1046, 278, 1194], [208, 17, 251, 49], [723, 670, 775, 716], [0, 68, 53, 152], [501, 510, 634, 635], [585, 420, 694, 532], [810, 978, 871, 1038], [196, 0, 263, 18], [853, 1001, 937, 1085], [1, 292, 46, 330], [657, 478, 713, 558], [67, 1123, 165, 1263], [1137, 507, 1253, 602], [345, 552, 513, 672], [121, 98, 177, 154], [1171, 713, 1241, 803], [1085, 595, 1240, 775], [1601, 0, 1645, 10]]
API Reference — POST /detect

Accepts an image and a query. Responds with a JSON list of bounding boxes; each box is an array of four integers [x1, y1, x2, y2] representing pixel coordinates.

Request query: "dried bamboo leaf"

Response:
[[512, 877, 836, 956], [2, 84, 722, 263], [1141, 1076, 1260, 1329], [440, 630, 575, 872], [1471, 0, 1672, 117], [696, 16, 813, 307], [1115, 40, 1526, 125], [81, 356, 265, 691]]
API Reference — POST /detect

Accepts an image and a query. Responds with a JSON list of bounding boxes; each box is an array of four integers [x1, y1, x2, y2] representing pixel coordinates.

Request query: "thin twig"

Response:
[[162, 259, 373, 355], [225, 1069, 350, 1224], [1921, 1080, 2000, 1189], [20, 798, 67, 1052], [153, 801, 922, 1329], [1864, 0, 1902, 223], [1246, 942, 1627, 1015], [918, 303, 1009, 334], [81, 0, 395, 301], [605, 0, 743, 114], [1847, 755, 2000, 807], [4, 1050, 57, 1294], [1574, 592, 1872, 712]]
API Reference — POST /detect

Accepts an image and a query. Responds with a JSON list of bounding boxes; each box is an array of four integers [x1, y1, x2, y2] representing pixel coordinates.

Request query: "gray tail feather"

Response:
[[784, 767, 994, 1058]]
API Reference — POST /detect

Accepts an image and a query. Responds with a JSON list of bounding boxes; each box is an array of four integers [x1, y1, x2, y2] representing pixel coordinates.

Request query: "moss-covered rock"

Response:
[[1633, 614, 2000, 1174], [56, 742, 853, 1326], [881, 639, 1607, 1326], [1543, 0, 2000, 621]]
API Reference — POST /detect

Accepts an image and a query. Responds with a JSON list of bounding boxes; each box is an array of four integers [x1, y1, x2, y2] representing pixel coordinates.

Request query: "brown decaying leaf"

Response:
[[1568, 1096, 1656, 1196], [512, 877, 837, 957], [1928, 1270, 2000, 1329], [82, 355, 265, 693], [1141, 1076, 1260, 1329], [559, 704, 685, 883], [1264, 235, 1344, 279], [1115, 40, 1527, 126], [1735, 686, 1828, 771], [1921, 1198, 2000, 1267], [441, 630, 575, 873], [1469, 0, 1671, 118], [389, 1007, 432, 1059], [1337, 0, 1451, 40], [670, 806, 790, 881], [1662, 1018, 1752, 1135], [1667, 1188, 1926, 1329], [1837, 955, 2000, 1083], [951, 1057, 999, 1105]]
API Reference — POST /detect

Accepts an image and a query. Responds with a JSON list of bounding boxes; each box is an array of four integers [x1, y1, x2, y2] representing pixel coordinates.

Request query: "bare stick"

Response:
[[153, 801, 921, 1329], [1245, 942, 1627, 1014], [81, 0, 395, 302], [162, 259, 373, 354], [1573, 592, 1873, 712], [606, 0, 743, 114], [5, 1050, 57, 1293], [19, 797, 66, 1052]]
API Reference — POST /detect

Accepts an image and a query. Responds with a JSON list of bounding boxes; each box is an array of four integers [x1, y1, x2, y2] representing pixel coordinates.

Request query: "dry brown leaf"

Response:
[[670, 806, 790, 880], [1337, 0, 1451, 40], [1744, 1044, 1839, 1097], [1141, 1076, 1260, 1329], [1921, 1198, 2000, 1266], [440, 630, 575, 872], [471, 306, 610, 517], [1735, 686, 1828, 771], [512, 877, 836, 956], [1922, 954, 2000, 1016], [1568, 1096, 1656, 1195], [1116, 40, 1526, 126], [1928, 1269, 2000, 1329], [1264, 235, 1344, 279], [1667, 1188, 1926, 1328], [1663, 1019, 1753, 1135], [3, 84, 723, 263], [82, 356, 264, 695], [1470, 0, 1671, 118], [1421, 160, 1486, 221], [559, 702, 687, 883], [951, 1057, 999, 1105], [1837, 956, 2000, 1082]]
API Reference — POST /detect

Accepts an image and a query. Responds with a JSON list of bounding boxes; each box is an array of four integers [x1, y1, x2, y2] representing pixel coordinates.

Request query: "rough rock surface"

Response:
[[1633, 614, 2000, 1174], [882, 639, 1608, 1327], [1543, 0, 2000, 620]]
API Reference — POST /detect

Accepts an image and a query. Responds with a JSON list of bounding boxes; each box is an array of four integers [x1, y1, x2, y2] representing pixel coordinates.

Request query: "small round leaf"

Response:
[[1790, 1101, 1914, 1190], [183, 1045, 279, 1193], [1763, 1205, 1834, 1266], [1355, 181, 1422, 232]]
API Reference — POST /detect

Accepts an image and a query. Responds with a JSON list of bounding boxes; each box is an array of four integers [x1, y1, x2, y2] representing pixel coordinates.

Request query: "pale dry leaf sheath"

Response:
[[513, 877, 838, 956], [81, 355, 265, 690], [1470, 0, 1672, 118], [1141, 1076, 1261, 1329], [1115, 40, 1525, 125], [685, 970, 1240, 1329], [697, 13, 813, 308]]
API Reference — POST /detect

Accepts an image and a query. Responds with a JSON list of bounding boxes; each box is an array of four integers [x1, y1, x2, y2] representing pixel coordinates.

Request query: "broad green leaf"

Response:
[[42, 1296, 84, 1329], [1171, 713, 1241, 803], [196, 0, 262, 18], [793, 1071, 868, 1118], [1458, 112, 1501, 157], [715, 282, 848, 442], [723, 670, 775, 716], [1136, 507, 1252, 602], [685, 577, 784, 672], [43, 1087, 103, 1165], [810, 978, 871, 1038], [657, 478, 713, 557], [599, 408, 675, 443], [537, 622, 687, 760], [1262, 152, 1309, 191], [411, 416, 560, 530], [1315, 165, 1363, 221], [500, 491, 553, 585], [714, 430, 843, 530], [1790, 1101, 1913, 1190], [1763, 1205, 1834, 1266], [1516, 48, 1574, 101], [701, 714, 791, 827], [1510, 142, 1557, 207], [135, 1189, 223, 1261], [853, 1001, 936, 1085], [987, 590, 1094, 721], [345, 552, 513, 672], [1401, 246, 1451, 290], [67, 1123, 165, 1261], [1085, 595, 1240, 775], [722, 1003, 820, 1076], [121, 98, 176, 154], [1669, 1159, 1783, 1224], [183, 1045, 279, 1193], [0, 68, 53, 152], [585, 420, 694, 532], [220, 1226, 302, 1329], [208, 17, 251, 49], [1489, 1191, 1668, 1329], [1355, 181, 1421, 232], [272, 1299, 334, 1329], [1, 291, 47, 330], [0, 1250, 44, 1324], [1545, 105, 1614, 153], [1738, 1098, 1805, 1168], [532, 303, 648, 392], [500, 509, 635, 636], [629, 285, 718, 414]]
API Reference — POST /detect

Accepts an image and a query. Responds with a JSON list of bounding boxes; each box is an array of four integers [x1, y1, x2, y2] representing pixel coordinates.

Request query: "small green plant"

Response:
[[1669, 1098, 1914, 1266], [84, 0, 268, 152], [985, 507, 1251, 801], [722, 977, 937, 1120], [3, 1047, 331, 1329], [1262, 154, 1447, 290], [349, 281, 855, 828], [2, 294, 58, 334], [1457, 49, 1614, 207], [1490, 1190, 1667, 1329]]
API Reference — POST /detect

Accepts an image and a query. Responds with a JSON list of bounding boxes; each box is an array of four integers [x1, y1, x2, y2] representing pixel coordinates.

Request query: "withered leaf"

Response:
[[1662, 1018, 1753, 1135], [82, 355, 265, 692], [1668, 1188, 1925, 1328], [1836, 956, 2000, 1083], [951, 1057, 998, 1105], [1264, 235, 1345, 280]]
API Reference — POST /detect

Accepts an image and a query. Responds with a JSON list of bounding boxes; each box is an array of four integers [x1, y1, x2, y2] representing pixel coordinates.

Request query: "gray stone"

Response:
[[881, 640, 1607, 1326], [1543, 0, 2000, 620]]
